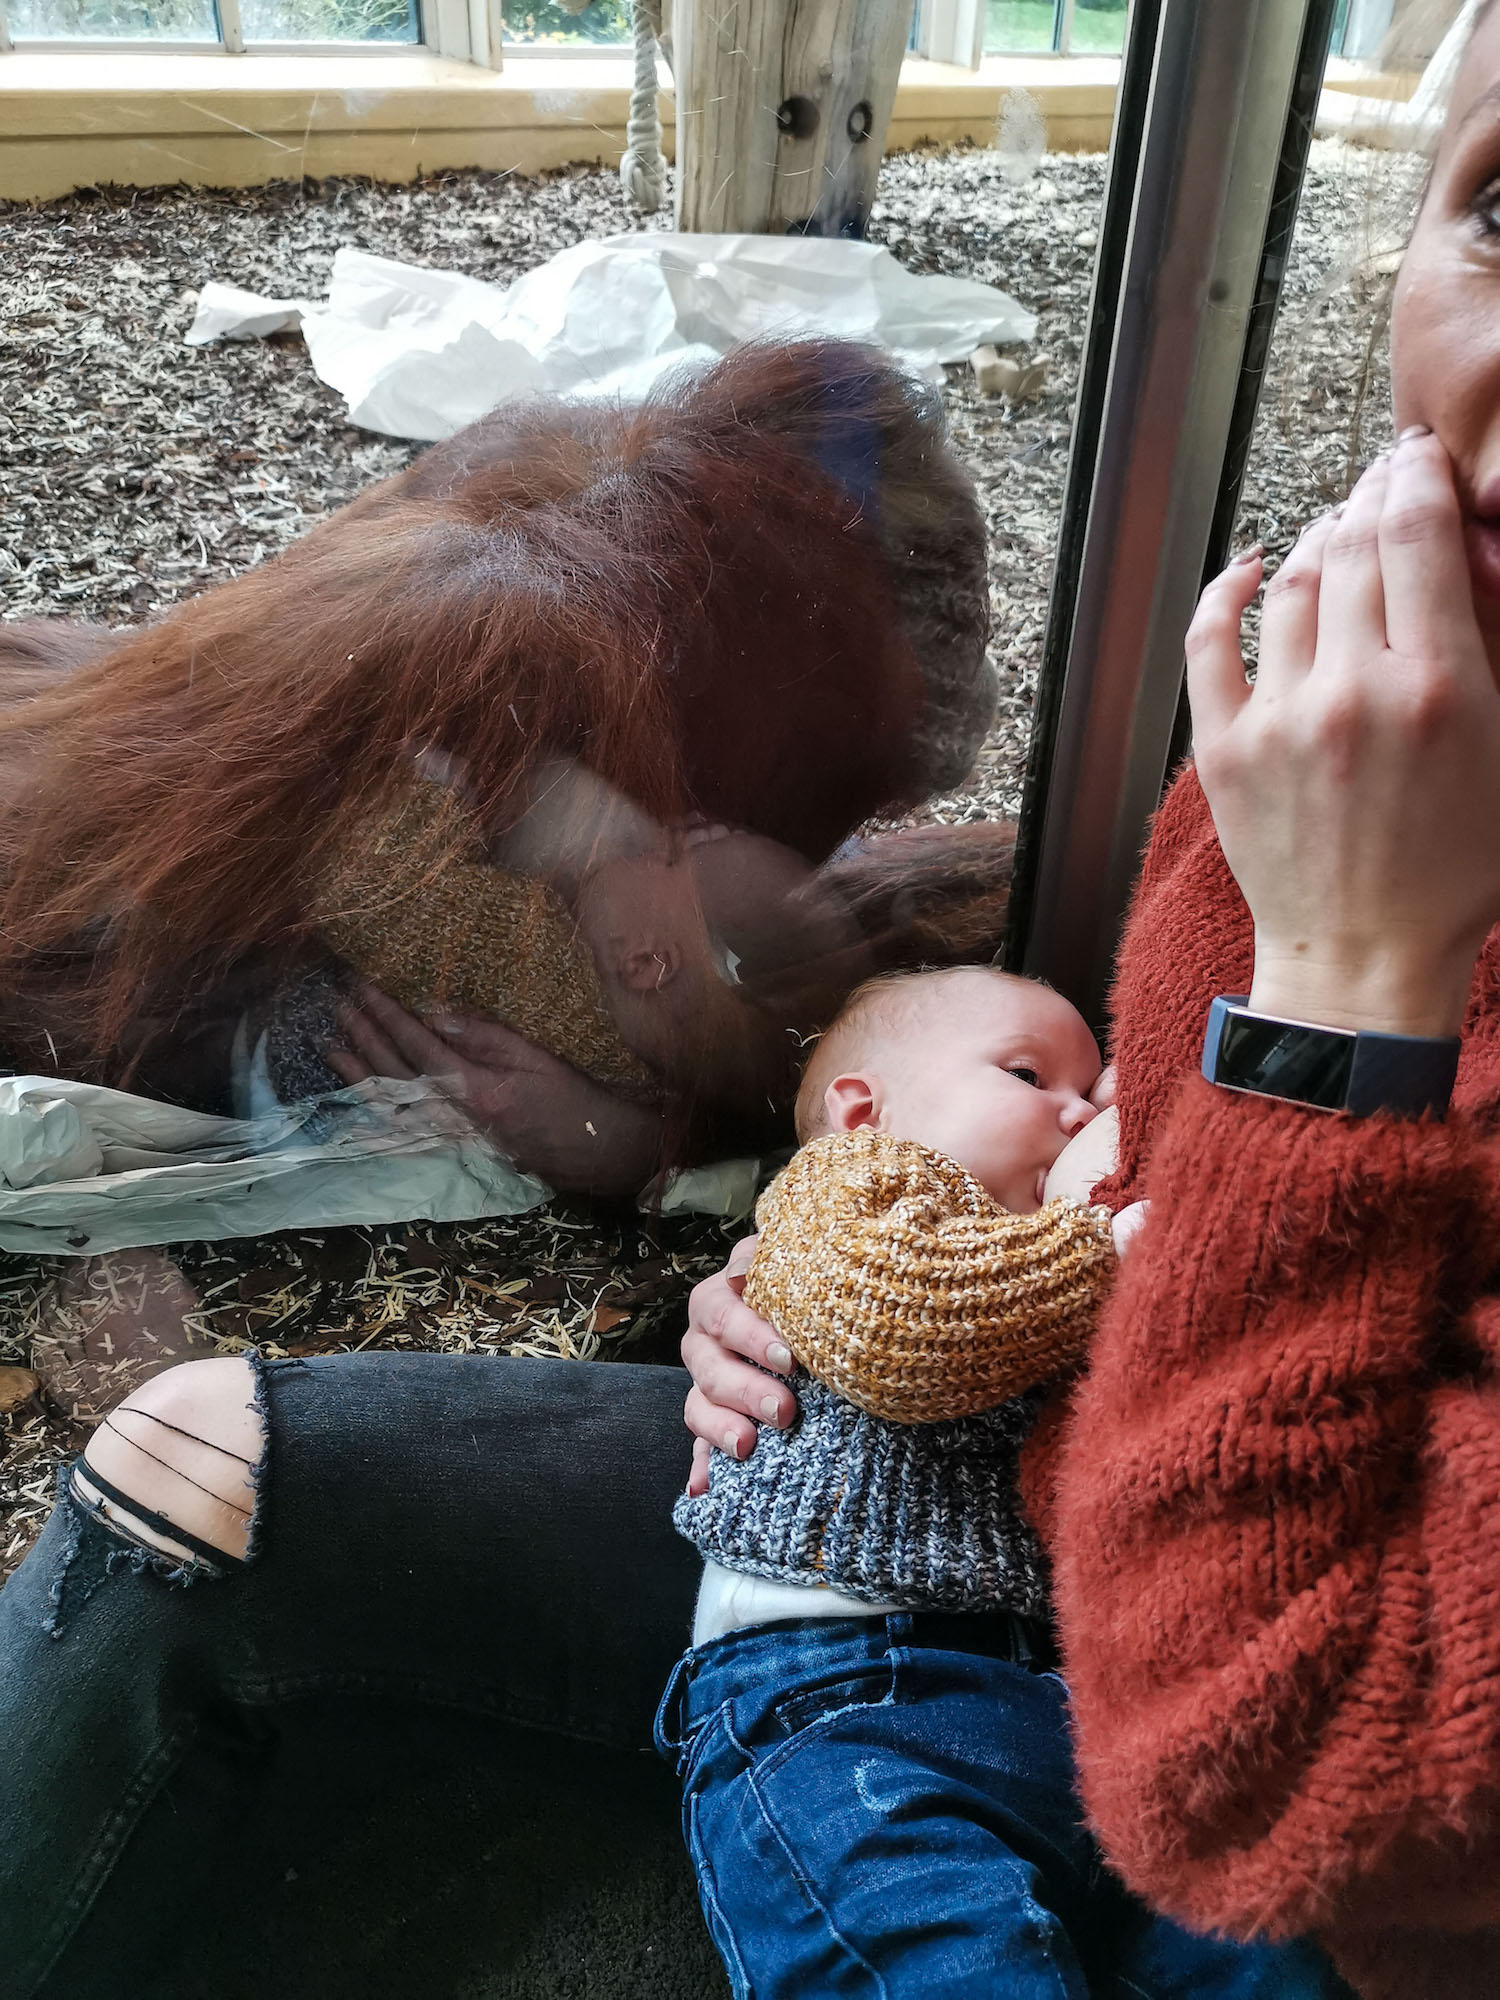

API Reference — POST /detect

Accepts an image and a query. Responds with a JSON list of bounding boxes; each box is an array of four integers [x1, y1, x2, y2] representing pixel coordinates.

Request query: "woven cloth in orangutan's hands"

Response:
[[311, 781, 657, 1096], [745, 1128, 1116, 1424]]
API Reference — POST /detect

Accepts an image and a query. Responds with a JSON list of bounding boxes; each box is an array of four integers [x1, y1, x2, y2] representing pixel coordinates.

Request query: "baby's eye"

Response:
[[1005, 1065, 1042, 1088]]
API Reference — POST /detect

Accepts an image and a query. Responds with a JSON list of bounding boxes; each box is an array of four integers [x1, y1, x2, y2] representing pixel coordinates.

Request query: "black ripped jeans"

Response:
[[0, 1354, 703, 2000]]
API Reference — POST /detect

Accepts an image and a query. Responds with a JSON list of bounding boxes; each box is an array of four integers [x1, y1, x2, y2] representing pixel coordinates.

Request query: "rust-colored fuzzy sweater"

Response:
[[1022, 767, 1500, 2000]]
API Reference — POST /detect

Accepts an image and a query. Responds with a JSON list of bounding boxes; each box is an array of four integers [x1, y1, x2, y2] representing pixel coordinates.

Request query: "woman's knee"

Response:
[[75, 1356, 264, 1566]]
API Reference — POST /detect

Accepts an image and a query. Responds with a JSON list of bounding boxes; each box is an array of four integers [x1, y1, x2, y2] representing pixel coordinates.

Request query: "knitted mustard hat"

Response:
[[745, 1127, 1116, 1424], [310, 779, 657, 1097]]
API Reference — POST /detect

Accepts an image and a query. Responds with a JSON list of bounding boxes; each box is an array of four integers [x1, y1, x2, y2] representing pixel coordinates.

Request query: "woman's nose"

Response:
[[1059, 1094, 1098, 1139]]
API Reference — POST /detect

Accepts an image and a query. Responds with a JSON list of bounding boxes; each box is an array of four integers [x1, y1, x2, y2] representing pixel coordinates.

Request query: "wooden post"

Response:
[[672, 0, 913, 237]]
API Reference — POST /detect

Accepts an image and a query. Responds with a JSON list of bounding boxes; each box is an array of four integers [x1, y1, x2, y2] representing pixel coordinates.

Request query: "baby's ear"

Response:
[[823, 1073, 880, 1133], [615, 941, 681, 994]]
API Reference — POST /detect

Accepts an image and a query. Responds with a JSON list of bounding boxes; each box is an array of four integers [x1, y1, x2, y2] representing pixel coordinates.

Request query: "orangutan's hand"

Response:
[[328, 983, 663, 1195]]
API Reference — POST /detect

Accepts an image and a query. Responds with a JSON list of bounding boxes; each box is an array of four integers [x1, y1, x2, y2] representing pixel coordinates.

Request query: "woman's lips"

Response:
[[1466, 515, 1500, 603]]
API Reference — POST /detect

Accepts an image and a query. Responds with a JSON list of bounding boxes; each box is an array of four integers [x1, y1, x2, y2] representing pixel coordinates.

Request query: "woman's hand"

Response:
[[328, 983, 663, 1194], [681, 1234, 798, 1495], [1187, 430, 1500, 1038]]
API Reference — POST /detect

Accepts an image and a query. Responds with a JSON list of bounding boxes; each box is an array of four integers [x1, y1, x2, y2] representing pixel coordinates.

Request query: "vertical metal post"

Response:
[[217, 0, 246, 52], [1006, 0, 1337, 1023], [0, 0, 14, 52], [1056, 0, 1077, 57]]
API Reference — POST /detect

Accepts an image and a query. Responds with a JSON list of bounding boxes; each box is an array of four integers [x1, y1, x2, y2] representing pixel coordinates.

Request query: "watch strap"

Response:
[[1202, 995, 1460, 1120]]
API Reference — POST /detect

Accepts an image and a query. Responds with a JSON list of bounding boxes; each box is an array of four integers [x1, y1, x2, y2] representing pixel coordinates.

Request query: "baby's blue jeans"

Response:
[[656, 1610, 1351, 2000]]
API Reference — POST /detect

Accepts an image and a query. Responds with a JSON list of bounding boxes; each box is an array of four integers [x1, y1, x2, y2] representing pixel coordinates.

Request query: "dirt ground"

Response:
[[0, 140, 1405, 1581]]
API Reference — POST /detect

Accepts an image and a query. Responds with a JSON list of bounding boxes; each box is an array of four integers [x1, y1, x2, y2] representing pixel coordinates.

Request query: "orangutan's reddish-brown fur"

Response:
[[0, 342, 993, 1097]]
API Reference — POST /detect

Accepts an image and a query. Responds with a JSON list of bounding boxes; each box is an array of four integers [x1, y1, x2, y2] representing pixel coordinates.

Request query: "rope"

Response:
[[620, 0, 667, 214]]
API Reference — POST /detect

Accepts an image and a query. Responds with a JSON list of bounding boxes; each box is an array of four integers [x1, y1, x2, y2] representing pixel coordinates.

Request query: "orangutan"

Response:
[[0, 340, 1007, 1175]]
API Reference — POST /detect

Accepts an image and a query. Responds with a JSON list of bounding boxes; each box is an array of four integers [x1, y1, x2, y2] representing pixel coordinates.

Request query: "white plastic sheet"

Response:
[[0, 1075, 550, 1256], [187, 235, 1037, 443]]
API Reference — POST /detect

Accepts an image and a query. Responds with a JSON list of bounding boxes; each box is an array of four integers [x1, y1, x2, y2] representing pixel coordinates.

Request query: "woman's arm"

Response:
[[1050, 1078, 1500, 1939], [1048, 434, 1500, 1942]]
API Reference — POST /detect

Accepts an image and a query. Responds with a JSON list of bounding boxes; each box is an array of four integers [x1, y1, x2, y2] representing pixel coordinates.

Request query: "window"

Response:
[[4, 0, 420, 42], [985, 0, 1128, 59], [502, 0, 626, 47]]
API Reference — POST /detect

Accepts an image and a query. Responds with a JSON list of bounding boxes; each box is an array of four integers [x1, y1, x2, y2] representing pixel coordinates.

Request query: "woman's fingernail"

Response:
[[1232, 543, 1264, 565], [428, 1014, 464, 1036], [722, 1429, 744, 1459], [766, 1341, 793, 1370], [1397, 423, 1433, 445], [1332, 502, 1347, 518], [760, 1395, 782, 1421]]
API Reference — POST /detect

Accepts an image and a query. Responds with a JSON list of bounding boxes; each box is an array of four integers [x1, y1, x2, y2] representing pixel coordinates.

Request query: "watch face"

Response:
[[1216, 1012, 1353, 1110]]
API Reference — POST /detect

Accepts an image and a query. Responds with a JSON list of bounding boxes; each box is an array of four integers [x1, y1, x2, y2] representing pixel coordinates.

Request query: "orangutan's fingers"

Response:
[[324, 1045, 374, 1087], [335, 1003, 417, 1081], [353, 984, 465, 1084]]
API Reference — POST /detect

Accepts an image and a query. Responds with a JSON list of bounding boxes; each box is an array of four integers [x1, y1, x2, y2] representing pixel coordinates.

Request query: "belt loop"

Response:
[[653, 1649, 699, 1771]]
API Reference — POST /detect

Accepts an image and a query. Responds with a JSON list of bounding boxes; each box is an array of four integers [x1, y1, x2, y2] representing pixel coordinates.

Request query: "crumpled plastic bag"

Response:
[[0, 1072, 785, 1253], [0, 1074, 550, 1256], [186, 235, 1036, 443]]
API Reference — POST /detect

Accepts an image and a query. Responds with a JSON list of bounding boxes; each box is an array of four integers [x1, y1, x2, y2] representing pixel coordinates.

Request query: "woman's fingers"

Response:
[[681, 1325, 797, 1426], [686, 1434, 713, 1498], [1184, 548, 1262, 744], [1257, 513, 1337, 694], [1378, 429, 1489, 679], [1312, 456, 1390, 676], [685, 1257, 784, 1373], [723, 1233, 760, 1287], [684, 1384, 760, 1464]]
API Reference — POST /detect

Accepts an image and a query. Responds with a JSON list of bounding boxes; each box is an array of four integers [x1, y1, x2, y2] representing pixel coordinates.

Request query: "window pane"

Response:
[[0, 10, 1117, 1586], [240, 0, 419, 40], [1066, 0, 1128, 56], [503, 0, 630, 45], [985, 0, 1057, 53], [8, 0, 217, 37]]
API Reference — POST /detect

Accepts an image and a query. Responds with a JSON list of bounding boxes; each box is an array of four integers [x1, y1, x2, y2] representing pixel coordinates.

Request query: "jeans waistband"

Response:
[[656, 1604, 1059, 1762]]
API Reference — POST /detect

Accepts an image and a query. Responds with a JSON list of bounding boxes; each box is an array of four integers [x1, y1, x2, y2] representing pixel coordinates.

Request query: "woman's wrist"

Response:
[[1247, 941, 1476, 1041]]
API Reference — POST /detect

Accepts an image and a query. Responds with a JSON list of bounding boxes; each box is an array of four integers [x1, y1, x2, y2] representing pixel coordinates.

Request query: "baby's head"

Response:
[[796, 965, 1102, 1212]]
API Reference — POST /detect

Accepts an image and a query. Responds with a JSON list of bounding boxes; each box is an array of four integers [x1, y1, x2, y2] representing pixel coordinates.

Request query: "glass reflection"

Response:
[[0, 342, 1016, 1195]]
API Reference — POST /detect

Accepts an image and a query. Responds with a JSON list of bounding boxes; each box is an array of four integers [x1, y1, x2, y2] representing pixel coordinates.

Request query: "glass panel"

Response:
[[0, 0, 1118, 1642], [240, 0, 419, 40], [504, 0, 630, 45], [7, 0, 217, 37], [985, 0, 1058, 54], [1066, 0, 1128, 55]]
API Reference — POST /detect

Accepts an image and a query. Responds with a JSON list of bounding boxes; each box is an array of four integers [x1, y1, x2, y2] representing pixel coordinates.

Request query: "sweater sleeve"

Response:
[[1049, 1073, 1500, 1943], [745, 1129, 1116, 1423]]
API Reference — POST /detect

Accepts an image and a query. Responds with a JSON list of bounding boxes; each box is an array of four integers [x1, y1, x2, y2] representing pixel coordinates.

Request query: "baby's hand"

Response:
[[1111, 1200, 1149, 1258], [1044, 1104, 1119, 1207]]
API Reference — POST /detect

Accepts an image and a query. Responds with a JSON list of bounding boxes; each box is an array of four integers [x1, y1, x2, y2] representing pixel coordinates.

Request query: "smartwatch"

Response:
[[1201, 995, 1460, 1120]]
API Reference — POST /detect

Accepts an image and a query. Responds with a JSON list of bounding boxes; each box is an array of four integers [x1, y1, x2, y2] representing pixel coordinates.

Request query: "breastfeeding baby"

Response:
[[657, 965, 1333, 2000]]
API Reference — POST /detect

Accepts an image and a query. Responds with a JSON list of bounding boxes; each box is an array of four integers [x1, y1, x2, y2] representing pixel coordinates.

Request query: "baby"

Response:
[[656, 966, 1316, 1998]]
